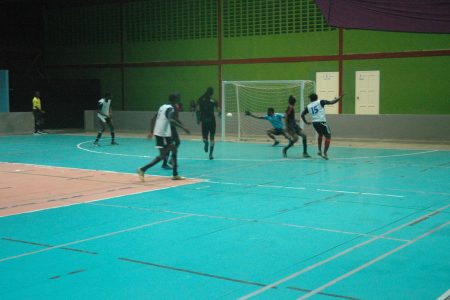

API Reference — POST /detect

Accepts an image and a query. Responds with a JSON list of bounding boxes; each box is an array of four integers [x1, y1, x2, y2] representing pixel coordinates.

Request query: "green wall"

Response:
[[124, 66, 218, 111], [343, 56, 450, 114], [44, 0, 450, 115]]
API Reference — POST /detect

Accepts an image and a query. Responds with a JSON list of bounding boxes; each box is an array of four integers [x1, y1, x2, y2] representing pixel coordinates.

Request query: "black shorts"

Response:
[[155, 136, 173, 149], [202, 120, 216, 139], [313, 122, 331, 137]]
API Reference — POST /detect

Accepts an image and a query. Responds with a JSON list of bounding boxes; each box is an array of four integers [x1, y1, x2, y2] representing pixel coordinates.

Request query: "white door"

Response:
[[316, 72, 339, 114], [355, 71, 380, 115]]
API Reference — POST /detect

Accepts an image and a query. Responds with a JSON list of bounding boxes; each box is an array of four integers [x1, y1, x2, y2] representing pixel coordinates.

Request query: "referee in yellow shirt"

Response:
[[32, 91, 46, 134]]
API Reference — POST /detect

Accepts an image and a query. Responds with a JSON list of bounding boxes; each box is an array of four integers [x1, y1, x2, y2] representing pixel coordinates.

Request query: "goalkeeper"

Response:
[[245, 108, 291, 146]]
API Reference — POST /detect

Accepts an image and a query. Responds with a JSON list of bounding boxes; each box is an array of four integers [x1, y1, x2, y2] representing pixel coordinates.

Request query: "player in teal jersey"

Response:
[[245, 108, 291, 146]]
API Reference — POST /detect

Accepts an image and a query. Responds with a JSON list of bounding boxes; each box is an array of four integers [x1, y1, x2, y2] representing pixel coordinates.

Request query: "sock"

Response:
[[209, 141, 215, 156], [318, 136, 323, 152], [141, 156, 162, 172], [171, 153, 178, 176], [163, 152, 170, 165], [324, 138, 331, 154], [302, 137, 307, 154], [285, 139, 294, 150]]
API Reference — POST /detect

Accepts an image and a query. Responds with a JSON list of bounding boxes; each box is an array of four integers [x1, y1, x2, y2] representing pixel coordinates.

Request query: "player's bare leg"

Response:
[[267, 130, 279, 146], [137, 148, 168, 182], [317, 135, 323, 157]]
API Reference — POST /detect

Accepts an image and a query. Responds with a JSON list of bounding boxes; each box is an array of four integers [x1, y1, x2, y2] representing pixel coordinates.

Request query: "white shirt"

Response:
[[154, 104, 174, 137], [98, 98, 111, 117], [307, 100, 327, 122]]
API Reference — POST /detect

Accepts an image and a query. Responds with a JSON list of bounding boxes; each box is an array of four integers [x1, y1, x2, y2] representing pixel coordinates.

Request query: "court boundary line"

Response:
[[437, 289, 450, 300], [297, 220, 450, 299], [238, 203, 450, 299], [118, 257, 360, 300], [0, 215, 192, 263], [85, 202, 410, 243], [207, 180, 404, 198]]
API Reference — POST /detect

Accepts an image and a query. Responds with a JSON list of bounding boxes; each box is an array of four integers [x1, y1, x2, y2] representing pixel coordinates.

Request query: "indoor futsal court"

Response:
[[1, 0, 450, 299], [0, 134, 449, 299]]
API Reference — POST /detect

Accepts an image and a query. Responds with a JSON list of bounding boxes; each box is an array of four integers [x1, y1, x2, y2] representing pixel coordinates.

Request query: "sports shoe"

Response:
[[33, 132, 40, 135], [303, 153, 311, 158], [322, 154, 329, 160], [172, 175, 185, 180], [204, 141, 209, 153], [272, 140, 280, 147], [111, 141, 119, 145], [209, 153, 214, 160], [282, 147, 288, 158], [93, 141, 99, 146], [317, 151, 323, 157], [161, 164, 172, 170], [137, 168, 145, 182], [38, 130, 48, 134]]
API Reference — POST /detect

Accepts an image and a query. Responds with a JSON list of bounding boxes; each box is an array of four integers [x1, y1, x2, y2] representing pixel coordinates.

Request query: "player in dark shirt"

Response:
[[283, 95, 310, 158], [197, 87, 220, 160]]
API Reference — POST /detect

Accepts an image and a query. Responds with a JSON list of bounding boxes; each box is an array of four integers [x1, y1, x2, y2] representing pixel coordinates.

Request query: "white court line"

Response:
[[297, 221, 450, 299], [0, 215, 192, 263], [208, 180, 403, 198], [332, 149, 438, 160], [0, 161, 204, 218], [0, 184, 183, 219], [76, 140, 438, 162], [317, 188, 404, 198], [239, 203, 450, 300], [86, 202, 410, 243], [76, 141, 283, 162], [437, 289, 450, 300], [207, 180, 306, 190]]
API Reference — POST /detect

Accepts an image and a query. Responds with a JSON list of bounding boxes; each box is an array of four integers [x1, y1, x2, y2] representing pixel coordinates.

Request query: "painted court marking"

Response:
[[297, 221, 450, 299], [76, 140, 438, 162], [0, 162, 201, 217], [207, 180, 404, 198], [239, 203, 450, 299], [76, 141, 284, 162], [0, 215, 192, 263]]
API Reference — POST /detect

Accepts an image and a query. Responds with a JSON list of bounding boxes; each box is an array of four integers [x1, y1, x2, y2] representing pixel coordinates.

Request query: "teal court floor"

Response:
[[0, 134, 449, 300]]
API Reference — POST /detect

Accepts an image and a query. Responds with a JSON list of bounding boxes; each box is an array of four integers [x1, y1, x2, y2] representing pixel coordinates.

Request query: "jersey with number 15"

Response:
[[307, 100, 327, 122]]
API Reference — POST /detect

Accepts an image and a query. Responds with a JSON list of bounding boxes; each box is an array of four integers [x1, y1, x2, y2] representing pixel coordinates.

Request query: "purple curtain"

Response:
[[314, 0, 450, 33]]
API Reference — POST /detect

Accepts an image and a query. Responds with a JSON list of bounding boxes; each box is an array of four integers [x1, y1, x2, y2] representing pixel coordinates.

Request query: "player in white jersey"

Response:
[[301, 93, 343, 160], [93, 92, 118, 146], [137, 94, 190, 181]]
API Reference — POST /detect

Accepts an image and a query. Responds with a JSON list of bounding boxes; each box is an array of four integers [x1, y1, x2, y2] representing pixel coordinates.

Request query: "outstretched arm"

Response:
[[245, 111, 263, 119], [168, 109, 190, 134], [324, 94, 344, 105]]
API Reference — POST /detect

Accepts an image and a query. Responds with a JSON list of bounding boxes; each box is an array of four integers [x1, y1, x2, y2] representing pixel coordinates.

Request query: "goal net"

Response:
[[221, 80, 315, 142]]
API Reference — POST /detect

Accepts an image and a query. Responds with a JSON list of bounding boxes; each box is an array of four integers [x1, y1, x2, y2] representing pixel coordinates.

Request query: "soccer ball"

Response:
[[226, 112, 233, 117]]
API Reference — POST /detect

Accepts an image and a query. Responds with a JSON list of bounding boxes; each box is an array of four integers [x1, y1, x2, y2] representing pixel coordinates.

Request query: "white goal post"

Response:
[[221, 80, 315, 142]]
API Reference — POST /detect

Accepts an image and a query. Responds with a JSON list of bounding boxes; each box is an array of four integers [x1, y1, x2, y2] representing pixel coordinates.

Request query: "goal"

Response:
[[221, 80, 315, 141]]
